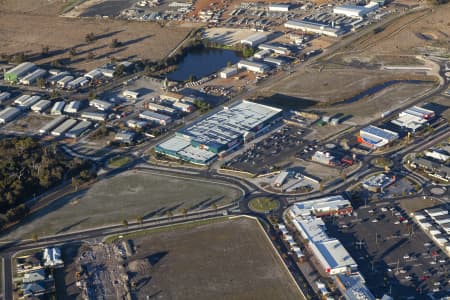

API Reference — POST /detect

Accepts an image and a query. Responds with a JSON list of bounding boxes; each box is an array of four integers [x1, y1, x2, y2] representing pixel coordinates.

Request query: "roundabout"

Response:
[[248, 197, 280, 214]]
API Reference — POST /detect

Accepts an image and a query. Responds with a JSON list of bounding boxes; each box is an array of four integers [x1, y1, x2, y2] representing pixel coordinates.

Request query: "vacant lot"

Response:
[[261, 67, 431, 103], [315, 81, 436, 125], [0, 0, 194, 71], [63, 217, 303, 300], [0, 171, 241, 240], [329, 6, 450, 65]]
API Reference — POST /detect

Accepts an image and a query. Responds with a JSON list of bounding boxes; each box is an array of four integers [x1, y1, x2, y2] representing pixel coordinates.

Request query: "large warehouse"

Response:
[[284, 20, 343, 37], [156, 101, 282, 165], [288, 196, 358, 275], [358, 125, 399, 149], [4, 62, 36, 82]]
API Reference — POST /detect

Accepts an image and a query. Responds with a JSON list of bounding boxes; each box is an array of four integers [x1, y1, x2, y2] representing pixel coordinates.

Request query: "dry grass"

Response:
[[0, 0, 195, 71], [330, 5, 450, 65]]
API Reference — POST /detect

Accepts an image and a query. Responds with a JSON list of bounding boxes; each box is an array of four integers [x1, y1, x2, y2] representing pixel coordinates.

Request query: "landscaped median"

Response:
[[248, 197, 280, 213], [107, 156, 132, 168]]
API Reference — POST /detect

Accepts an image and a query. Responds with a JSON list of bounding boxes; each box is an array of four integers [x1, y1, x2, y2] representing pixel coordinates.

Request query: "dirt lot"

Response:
[[261, 66, 435, 104], [61, 217, 303, 300], [0, 0, 194, 71], [328, 5, 450, 65], [0, 171, 241, 240], [316, 82, 436, 125]]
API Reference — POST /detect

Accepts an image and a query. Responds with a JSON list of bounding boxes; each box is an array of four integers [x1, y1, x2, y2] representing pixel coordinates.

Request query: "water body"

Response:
[[333, 80, 431, 106], [167, 48, 241, 82]]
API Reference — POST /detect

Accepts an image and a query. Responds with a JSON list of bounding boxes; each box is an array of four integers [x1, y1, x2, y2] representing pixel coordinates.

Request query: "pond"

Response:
[[167, 48, 241, 82]]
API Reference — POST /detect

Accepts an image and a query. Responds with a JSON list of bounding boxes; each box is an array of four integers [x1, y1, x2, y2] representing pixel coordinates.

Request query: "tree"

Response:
[[36, 77, 46, 88], [113, 64, 124, 78], [88, 90, 97, 101], [181, 208, 188, 218], [31, 233, 39, 242], [69, 47, 77, 57], [87, 52, 95, 60], [110, 38, 121, 48], [211, 203, 218, 212], [166, 211, 173, 220], [136, 216, 143, 227], [41, 46, 50, 57], [71, 177, 80, 191], [122, 219, 129, 227], [85, 32, 96, 43]]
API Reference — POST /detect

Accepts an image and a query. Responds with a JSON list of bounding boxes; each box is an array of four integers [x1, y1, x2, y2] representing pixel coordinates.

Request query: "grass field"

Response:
[[107, 156, 131, 168], [248, 197, 280, 213], [0, 171, 242, 240], [63, 216, 304, 300]]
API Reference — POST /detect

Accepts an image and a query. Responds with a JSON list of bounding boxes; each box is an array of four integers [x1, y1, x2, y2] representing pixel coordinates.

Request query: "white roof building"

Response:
[[43, 247, 63, 267]]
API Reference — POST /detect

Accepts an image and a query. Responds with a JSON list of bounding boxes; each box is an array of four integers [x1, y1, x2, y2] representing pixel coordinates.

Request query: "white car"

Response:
[[394, 221, 400, 225], [372, 219, 379, 223]]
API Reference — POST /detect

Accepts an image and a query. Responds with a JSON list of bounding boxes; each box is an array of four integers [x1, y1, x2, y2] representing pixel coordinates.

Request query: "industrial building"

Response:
[[237, 60, 270, 74], [81, 111, 107, 122], [156, 101, 282, 165], [358, 125, 399, 149], [85, 69, 103, 80], [155, 135, 217, 165], [20, 69, 47, 85], [312, 151, 336, 166], [263, 57, 286, 67], [284, 20, 343, 37], [89, 99, 114, 111], [288, 196, 358, 275], [123, 90, 140, 99], [335, 273, 375, 300], [177, 101, 281, 154], [219, 67, 238, 79], [0, 107, 21, 124], [39, 116, 67, 135], [160, 92, 183, 102], [66, 121, 92, 138], [425, 149, 450, 162], [0, 92, 11, 103], [114, 131, 136, 144], [362, 173, 396, 192], [48, 72, 70, 85], [4, 62, 36, 82], [18, 95, 41, 110], [14, 95, 31, 106], [173, 101, 195, 113], [254, 49, 272, 59], [414, 207, 450, 255], [146, 103, 176, 115], [51, 101, 65, 115], [57, 76, 74, 88], [67, 77, 89, 89], [240, 33, 269, 47], [268, 3, 290, 12], [289, 195, 353, 218], [274, 171, 289, 187], [139, 110, 172, 125], [64, 101, 84, 114], [126, 119, 148, 129], [31, 100, 52, 113], [333, 2, 379, 18], [51, 119, 77, 136], [258, 43, 291, 55], [392, 106, 435, 132]]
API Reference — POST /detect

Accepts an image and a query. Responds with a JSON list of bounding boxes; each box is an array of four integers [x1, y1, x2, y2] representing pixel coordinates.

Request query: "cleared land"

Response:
[[0, 171, 241, 240], [0, 0, 194, 70], [329, 6, 450, 65], [61, 217, 304, 300]]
